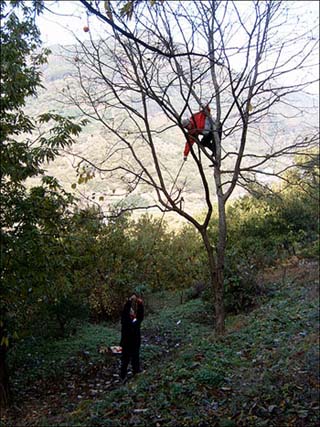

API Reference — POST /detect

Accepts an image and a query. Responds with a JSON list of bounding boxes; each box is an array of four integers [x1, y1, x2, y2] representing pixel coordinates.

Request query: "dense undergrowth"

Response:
[[3, 259, 319, 427]]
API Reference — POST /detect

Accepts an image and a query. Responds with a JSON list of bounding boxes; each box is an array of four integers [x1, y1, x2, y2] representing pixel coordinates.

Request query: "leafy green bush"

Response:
[[184, 281, 206, 301], [195, 365, 225, 387], [7, 148, 318, 339], [223, 252, 260, 314]]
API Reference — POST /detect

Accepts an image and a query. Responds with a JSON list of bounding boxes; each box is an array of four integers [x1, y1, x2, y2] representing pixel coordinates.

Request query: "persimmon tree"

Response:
[[64, 0, 319, 335]]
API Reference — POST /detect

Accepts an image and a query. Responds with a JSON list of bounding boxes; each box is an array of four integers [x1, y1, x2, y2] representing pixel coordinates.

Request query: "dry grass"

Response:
[[260, 257, 319, 286]]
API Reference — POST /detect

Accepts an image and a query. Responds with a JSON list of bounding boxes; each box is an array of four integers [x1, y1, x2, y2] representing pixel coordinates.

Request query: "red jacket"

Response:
[[183, 110, 208, 157]]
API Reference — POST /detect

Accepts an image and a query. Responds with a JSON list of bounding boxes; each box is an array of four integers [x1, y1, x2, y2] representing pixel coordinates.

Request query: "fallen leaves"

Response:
[[3, 263, 319, 427]]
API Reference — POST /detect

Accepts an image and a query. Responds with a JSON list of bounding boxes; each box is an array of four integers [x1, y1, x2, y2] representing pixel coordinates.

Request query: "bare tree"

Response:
[[63, 0, 319, 334]]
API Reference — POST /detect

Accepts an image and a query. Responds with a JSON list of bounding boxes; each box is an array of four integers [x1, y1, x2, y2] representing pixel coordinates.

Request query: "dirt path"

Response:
[[2, 328, 180, 426]]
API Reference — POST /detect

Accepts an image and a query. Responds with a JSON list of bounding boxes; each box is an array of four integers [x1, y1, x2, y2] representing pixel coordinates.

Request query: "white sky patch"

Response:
[[36, 0, 100, 46], [35, 0, 319, 95]]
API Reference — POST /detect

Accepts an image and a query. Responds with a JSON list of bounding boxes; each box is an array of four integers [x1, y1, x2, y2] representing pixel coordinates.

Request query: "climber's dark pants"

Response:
[[120, 347, 140, 379], [200, 125, 222, 158], [201, 132, 216, 157]]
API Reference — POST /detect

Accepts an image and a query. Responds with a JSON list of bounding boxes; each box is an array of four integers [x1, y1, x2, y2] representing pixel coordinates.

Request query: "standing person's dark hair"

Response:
[[120, 293, 144, 381]]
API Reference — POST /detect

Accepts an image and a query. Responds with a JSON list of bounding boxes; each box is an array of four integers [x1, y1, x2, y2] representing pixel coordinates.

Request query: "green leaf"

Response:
[[120, 2, 133, 19], [1, 336, 9, 348]]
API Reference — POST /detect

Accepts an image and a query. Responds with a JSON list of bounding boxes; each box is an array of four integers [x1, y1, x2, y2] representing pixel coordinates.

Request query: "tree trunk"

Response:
[[216, 189, 227, 335], [214, 263, 226, 336], [0, 327, 9, 409], [201, 230, 225, 335], [210, 150, 227, 335]]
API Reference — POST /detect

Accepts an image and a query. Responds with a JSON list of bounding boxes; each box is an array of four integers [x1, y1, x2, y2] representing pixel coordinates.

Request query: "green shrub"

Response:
[[195, 365, 225, 387], [184, 281, 206, 301]]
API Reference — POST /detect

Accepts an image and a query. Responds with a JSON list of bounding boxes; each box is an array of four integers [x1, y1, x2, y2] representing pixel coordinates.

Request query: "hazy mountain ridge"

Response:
[[25, 46, 319, 220]]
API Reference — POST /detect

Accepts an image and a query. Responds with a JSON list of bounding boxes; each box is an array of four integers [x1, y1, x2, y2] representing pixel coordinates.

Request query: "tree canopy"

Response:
[[0, 0, 86, 407]]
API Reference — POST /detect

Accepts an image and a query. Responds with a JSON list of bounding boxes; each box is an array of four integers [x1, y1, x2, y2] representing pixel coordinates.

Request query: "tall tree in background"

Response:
[[0, 1, 85, 407], [65, 0, 319, 335]]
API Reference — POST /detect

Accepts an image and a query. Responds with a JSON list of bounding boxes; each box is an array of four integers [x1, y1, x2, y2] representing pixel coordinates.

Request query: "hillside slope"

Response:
[[3, 258, 319, 426], [24, 46, 319, 219]]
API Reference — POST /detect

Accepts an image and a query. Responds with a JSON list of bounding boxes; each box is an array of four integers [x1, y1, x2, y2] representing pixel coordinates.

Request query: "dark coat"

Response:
[[120, 299, 144, 352]]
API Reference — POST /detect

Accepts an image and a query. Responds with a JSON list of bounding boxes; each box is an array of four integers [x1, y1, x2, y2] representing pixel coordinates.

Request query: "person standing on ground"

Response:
[[120, 293, 144, 381]]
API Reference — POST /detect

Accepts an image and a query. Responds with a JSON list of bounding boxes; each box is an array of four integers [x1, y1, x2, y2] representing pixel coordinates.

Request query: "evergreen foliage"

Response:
[[0, 0, 86, 406]]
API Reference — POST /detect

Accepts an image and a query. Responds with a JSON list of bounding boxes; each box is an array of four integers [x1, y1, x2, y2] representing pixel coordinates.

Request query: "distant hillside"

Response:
[[25, 45, 319, 221]]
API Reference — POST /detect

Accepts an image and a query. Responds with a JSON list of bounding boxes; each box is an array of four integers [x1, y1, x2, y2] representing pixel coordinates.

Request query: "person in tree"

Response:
[[182, 105, 222, 160], [120, 293, 144, 381]]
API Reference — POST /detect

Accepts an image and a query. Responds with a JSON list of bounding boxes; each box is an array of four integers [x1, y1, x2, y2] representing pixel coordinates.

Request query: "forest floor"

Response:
[[1, 257, 319, 427]]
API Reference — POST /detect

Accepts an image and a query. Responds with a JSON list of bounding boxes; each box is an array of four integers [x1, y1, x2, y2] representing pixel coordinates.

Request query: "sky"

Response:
[[37, 1, 93, 46], [37, 0, 320, 47], [36, 0, 319, 97]]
